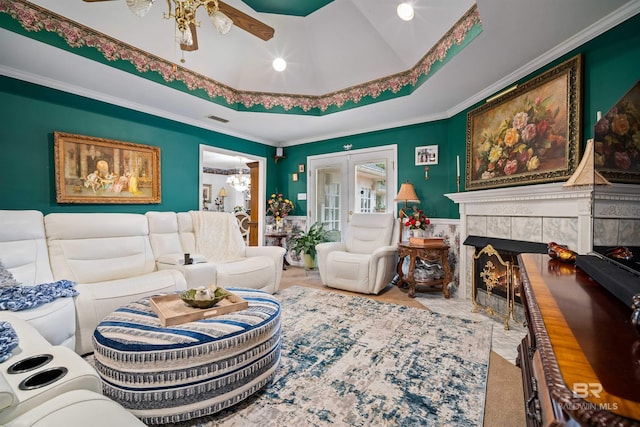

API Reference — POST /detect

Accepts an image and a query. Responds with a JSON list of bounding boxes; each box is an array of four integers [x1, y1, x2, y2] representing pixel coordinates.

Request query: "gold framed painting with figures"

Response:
[[465, 54, 582, 190], [54, 132, 161, 204]]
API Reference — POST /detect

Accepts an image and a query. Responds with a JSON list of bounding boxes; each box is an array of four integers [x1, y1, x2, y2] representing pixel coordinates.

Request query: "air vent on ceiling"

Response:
[[207, 114, 229, 123]]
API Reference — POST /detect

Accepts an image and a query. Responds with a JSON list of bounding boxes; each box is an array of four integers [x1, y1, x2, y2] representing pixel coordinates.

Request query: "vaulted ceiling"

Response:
[[0, 0, 638, 146]]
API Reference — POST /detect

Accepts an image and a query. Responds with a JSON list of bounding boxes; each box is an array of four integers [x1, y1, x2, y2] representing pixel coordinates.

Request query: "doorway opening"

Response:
[[199, 145, 267, 245]]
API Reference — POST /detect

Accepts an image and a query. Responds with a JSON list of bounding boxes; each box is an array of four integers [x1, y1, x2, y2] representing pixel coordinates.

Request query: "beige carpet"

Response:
[[279, 267, 526, 426]]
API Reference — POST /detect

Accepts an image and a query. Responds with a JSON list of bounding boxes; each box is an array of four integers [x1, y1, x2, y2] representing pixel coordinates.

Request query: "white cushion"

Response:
[[7, 300, 76, 350], [145, 211, 184, 259], [73, 270, 186, 355], [45, 213, 157, 283], [0, 210, 53, 287], [216, 256, 275, 291], [4, 389, 145, 427], [345, 213, 395, 254], [325, 252, 371, 293]]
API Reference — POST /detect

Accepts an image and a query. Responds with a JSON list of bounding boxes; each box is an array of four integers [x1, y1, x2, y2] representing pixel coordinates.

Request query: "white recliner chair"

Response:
[[0, 210, 76, 349], [316, 213, 399, 295]]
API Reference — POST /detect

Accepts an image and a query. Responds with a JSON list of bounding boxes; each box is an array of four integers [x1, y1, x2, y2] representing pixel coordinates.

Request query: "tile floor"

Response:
[[415, 293, 527, 364]]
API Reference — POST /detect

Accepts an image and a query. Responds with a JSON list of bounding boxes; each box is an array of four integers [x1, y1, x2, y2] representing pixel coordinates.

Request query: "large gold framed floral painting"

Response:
[[466, 54, 582, 190]]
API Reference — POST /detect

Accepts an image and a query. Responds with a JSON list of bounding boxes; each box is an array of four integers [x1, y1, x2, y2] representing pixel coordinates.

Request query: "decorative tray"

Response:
[[150, 291, 248, 327]]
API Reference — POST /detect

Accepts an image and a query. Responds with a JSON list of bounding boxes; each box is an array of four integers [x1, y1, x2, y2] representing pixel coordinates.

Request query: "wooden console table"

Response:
[[517, 253, 640, 426], [396, 241, 451, 298]]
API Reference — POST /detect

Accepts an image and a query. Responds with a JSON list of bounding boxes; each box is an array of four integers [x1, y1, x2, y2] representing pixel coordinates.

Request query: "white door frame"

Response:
[[307, 144, 397, 234]]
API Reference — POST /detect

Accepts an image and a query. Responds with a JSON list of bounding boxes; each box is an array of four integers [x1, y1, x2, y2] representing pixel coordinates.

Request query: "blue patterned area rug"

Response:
[[162, 285, 492, 427]]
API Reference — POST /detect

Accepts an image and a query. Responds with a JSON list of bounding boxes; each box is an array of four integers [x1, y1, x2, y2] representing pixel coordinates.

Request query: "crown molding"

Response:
[[446, 0, 640, 119]]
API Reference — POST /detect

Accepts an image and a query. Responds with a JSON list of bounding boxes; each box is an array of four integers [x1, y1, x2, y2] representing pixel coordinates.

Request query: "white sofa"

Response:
[[0, 209, 285, 424], [0, 209, 284, 356]]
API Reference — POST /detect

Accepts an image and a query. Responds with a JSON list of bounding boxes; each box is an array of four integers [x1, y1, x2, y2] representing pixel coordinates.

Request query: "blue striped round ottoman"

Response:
[[91, 288, 281, 425]]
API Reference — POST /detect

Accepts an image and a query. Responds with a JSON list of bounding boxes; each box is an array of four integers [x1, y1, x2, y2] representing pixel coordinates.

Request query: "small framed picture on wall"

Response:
[[298, 164, 305, 173], [202, 184, 212, 202], [415, 145, 438, 166], [292, 173, 299, 182]]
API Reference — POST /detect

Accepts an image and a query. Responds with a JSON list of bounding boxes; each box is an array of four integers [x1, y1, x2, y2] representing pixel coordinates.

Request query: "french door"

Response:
[[307, 145, 397, 237]]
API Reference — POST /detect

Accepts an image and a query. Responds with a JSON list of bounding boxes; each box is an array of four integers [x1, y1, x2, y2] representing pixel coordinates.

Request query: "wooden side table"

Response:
[[396, 241, 451, 298], [265, 231, 290, 270]]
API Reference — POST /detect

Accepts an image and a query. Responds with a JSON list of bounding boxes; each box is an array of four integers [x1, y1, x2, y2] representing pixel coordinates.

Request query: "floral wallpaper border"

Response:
[[0, 0, 482, 115]]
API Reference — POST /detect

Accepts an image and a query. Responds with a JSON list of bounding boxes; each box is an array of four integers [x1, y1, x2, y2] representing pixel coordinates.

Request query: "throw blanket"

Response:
[[189, 211, 245, 263], [0, 280, 78, 311], [0, 321, 18, 363]]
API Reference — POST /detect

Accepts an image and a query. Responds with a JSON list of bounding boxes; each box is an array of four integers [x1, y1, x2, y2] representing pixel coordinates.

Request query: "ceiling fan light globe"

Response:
[[126, 0, 154, 17], [210, 11, 233, 35], [397, 3, 414, 21], [176, 24, 193, 46]]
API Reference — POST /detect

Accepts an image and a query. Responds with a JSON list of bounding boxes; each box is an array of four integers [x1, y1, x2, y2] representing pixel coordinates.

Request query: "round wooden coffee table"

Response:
[[91, 288, 281, 425]]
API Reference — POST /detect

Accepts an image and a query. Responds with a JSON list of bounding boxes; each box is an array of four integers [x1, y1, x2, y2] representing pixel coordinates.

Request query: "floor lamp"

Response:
[[394, 181, 420, 243]]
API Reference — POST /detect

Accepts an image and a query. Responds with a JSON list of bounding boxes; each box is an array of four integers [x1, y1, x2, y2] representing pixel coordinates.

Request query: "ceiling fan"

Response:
[[82, 0, 274, 52]]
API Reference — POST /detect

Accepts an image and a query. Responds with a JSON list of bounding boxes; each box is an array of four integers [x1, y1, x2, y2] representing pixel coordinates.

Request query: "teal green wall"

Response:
[[0, 78, 276, 213], [281, 12, 640, 219], [1, 13, 638, 217]]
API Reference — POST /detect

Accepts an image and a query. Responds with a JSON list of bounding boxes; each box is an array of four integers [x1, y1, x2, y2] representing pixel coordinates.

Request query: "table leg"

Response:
[[396, 254, 405, 288], [407, 254, 417, 298], [441, 249, 451, 299]]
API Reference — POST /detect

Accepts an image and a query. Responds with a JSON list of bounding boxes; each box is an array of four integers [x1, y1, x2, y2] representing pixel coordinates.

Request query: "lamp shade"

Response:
[[394, 182, 420, 204], [218, 187, 228, 197]]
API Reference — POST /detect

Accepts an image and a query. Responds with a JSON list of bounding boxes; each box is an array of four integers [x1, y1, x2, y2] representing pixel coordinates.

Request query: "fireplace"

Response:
[[446, 182, 639, 301], [466, 236, 547, 329]]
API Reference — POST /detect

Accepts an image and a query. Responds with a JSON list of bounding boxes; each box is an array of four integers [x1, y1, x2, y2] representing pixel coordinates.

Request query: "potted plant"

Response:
[[287, 222, 330, 269]]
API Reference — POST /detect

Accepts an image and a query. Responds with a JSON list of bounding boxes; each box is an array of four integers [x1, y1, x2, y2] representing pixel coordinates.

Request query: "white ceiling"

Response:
[[1, 0, 638, 148]]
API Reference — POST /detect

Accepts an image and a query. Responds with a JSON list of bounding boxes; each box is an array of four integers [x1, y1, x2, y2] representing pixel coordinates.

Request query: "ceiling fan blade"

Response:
[[180, 22, 199, 51], [217, 1, 274, 41]]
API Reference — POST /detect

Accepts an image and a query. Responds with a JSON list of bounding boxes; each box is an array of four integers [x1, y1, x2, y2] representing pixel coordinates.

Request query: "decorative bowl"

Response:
[[180, 287, 231, 309]]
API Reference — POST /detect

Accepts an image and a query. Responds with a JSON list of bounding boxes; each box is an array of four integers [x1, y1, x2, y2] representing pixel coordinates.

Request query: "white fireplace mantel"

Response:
[[445, 182, 640, 299]]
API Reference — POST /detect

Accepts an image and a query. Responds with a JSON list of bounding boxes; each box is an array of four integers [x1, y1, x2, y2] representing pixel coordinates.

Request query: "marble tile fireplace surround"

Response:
[[446, 182, 640, 300]]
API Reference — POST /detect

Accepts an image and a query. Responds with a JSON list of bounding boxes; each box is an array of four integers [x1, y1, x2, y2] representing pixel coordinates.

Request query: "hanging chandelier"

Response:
[[226, 170, 250, 192], [125, 0, 233, 47]]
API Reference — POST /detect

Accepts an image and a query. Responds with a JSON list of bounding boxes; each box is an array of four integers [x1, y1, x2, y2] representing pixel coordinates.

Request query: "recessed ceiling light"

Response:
[[273, 57, 287, 72], [397, 3, 414, 21]]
